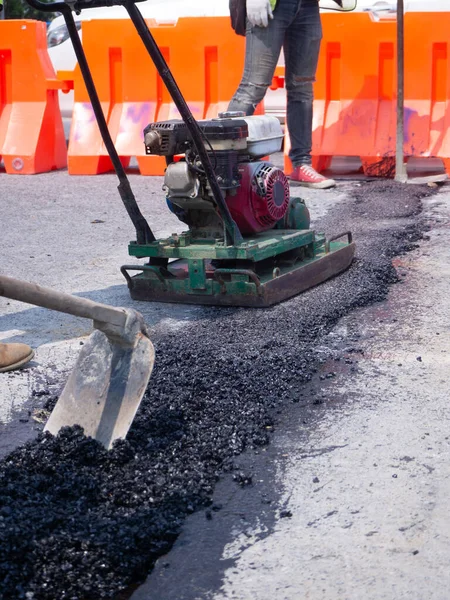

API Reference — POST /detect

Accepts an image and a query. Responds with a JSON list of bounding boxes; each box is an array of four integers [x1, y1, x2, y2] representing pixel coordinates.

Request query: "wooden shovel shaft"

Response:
[[0, 275, 127, 327]]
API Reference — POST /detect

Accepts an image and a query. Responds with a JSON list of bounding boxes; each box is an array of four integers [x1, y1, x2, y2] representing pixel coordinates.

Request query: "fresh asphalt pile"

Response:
[[0, 181, 434, 600]]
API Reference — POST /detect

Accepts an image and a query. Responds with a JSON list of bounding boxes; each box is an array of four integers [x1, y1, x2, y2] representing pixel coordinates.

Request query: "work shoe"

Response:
[[288, 164, 336, 189], [0, 342, 35, 373]]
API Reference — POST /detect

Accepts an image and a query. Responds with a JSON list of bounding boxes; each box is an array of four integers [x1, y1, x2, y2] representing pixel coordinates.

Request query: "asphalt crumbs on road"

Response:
[[0, 181, 435, 600]]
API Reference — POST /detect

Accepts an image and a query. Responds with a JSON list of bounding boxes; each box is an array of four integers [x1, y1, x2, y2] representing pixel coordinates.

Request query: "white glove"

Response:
[[246, 0, 273, 28], [320, 0, 357, 10]]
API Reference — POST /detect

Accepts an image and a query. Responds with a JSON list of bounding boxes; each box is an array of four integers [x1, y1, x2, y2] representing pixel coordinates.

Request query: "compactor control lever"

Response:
[[25, 0, 155, 246], [25, 0, 243, 246]]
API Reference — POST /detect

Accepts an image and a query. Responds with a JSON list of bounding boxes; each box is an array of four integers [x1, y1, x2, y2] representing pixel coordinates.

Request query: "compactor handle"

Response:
[[24, 0, 243, 247], [24, 0, 155, 247], [23, 0, 147, 12]]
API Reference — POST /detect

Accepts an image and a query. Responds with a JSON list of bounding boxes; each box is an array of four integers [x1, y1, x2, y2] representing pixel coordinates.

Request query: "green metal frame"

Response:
[[129, 229, 317, 261], [122, 230, 355, 308]]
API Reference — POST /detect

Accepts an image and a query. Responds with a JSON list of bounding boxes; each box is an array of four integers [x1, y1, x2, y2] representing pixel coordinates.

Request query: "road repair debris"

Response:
[[0, 181, 436, 600]]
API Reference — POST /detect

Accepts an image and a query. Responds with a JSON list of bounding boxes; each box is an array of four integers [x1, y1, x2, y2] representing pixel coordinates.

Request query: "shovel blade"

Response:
[[44, 329, 154, 449]]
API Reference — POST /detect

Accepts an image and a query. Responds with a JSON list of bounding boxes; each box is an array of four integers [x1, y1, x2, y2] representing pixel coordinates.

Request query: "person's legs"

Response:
[[284, 0, 320, 166], [0, 342, 34, 373], [228, 0, 299, 115], [284, 0, 335, 188]]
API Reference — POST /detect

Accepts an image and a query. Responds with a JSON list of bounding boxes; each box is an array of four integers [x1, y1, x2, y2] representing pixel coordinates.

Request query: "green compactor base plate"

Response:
[[122, 229, 355, 308]]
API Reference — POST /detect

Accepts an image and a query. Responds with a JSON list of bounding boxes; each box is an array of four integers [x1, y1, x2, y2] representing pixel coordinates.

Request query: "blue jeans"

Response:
[[228, 0, 322, 167]]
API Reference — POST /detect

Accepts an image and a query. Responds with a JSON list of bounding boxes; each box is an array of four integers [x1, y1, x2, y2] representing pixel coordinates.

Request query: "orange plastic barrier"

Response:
[[66, 17, 248, 176], [284, 12, 397, 176], [284, 12, 450, 177], [402, 12, 450, 177], [0, 20, 67, 174]]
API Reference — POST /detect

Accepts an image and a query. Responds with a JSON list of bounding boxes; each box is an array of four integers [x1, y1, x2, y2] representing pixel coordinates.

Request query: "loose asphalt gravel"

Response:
[[0, 178, 437, 600]]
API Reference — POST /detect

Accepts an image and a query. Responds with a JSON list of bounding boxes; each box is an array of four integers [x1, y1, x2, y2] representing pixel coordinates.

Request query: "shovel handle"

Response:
[[0, 275, 127, 327]]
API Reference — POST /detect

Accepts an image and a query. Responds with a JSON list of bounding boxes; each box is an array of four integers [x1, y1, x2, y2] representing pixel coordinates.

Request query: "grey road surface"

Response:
[[211, 194, 450, 600], [132, 189, 450, 600], [1, 168, 450, 599]]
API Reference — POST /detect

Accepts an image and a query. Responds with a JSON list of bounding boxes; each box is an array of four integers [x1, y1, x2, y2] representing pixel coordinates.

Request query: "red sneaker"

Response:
[[288, 164, 336, 189]]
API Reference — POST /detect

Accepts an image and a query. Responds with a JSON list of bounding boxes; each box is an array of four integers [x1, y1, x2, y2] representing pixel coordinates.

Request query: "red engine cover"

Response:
[[226, 162, 290, 235]]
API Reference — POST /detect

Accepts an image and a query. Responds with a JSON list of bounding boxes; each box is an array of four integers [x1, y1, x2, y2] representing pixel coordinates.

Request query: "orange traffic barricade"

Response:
[[284, 11, 450, 177], [66, 17, 247, 176], [0, 20, 68, 174], [402, 11, 450, 177], [283, 12, 397, 176]]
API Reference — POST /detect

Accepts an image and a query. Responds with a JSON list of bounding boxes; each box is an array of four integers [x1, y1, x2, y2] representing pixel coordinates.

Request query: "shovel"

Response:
[[0, 275, 155, 449]]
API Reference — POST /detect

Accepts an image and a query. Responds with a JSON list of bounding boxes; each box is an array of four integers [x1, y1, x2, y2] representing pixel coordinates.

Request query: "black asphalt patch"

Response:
[[0, 181, 435, 600]]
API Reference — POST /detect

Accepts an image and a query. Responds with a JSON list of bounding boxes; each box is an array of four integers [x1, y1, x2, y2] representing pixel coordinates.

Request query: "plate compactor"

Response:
[[29, 0, 355, 308]]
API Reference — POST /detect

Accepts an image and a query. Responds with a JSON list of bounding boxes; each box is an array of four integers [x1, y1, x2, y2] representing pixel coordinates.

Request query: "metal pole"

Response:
[[395, 0, 407, 182]]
